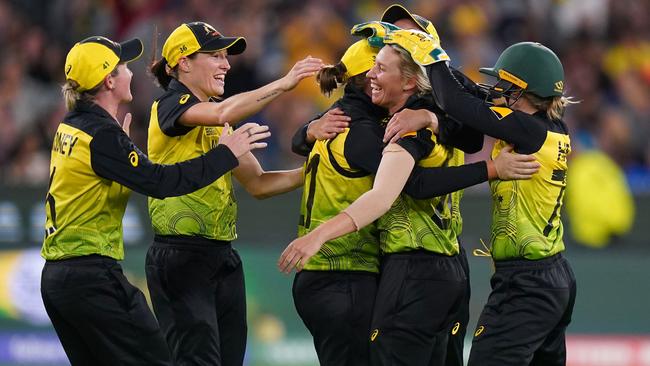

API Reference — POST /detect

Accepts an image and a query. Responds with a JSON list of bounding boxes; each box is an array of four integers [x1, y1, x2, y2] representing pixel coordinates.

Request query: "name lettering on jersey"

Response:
[[489, 106, 513, 120], [128, 151, 139, 167], [52, 132, 79, 156], [557, 141, 570, 162]]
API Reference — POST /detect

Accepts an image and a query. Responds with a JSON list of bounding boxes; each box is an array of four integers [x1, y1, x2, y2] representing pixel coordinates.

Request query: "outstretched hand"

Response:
[[278, 234, 324, 274], [281, 56, 324, 91], [219, 122, 271, 158]]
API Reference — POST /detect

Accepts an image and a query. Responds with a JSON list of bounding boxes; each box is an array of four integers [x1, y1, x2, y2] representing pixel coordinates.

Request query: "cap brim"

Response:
[[201, 36, 247, 55], [119, 38, 143, 63], [479, 67, 498, 77], [381, 4, 428, 33]]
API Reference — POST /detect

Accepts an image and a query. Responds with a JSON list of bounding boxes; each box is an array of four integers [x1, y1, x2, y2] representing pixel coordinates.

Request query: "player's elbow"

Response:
[[242, 181, 271, 200]]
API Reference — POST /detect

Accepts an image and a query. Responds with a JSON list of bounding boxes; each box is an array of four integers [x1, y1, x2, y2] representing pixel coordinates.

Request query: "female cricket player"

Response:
[[145, 21, 322, 366], [41, 35, 268, 365], [383, 28, 578, 366]]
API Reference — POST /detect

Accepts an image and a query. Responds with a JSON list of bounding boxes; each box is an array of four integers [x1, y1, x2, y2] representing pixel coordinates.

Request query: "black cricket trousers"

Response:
[[41, 254, 171, 366]]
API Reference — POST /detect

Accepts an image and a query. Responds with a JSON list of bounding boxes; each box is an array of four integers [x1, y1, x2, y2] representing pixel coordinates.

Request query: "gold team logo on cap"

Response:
[[129, 151, 139, 167], [370, 329, 379, 341], [554, 81, 564, 93], [203, 24, 221, 37]]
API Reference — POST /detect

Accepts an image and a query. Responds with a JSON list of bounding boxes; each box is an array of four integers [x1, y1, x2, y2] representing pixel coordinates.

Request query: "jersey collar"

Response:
[[74, 100, 116, 123]]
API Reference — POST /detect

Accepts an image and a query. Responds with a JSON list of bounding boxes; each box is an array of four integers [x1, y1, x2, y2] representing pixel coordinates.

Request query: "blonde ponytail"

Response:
[[62, 80, 82, 111], [547, 96, 580, 120], [61, 67, 119, 110], [525, 93, 580, 120]]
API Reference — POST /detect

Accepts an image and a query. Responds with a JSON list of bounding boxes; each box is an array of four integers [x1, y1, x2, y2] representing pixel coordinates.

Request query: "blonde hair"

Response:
[[524, 93, 580, 120], [62, 67, 119, 111], [389, 45, 431, 95]]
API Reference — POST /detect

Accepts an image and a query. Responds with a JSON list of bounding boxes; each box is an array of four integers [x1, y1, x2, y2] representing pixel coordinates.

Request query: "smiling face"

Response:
[[180, 50, 230, 100], [366, 46, 415, 114]]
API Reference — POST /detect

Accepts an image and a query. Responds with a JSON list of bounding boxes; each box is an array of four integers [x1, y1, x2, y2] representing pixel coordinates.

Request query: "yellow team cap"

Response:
[[64, 36, 143, 92], [341, 40, 378, 79], [162, 21, 247, 68], [381, 4, 439, 39]]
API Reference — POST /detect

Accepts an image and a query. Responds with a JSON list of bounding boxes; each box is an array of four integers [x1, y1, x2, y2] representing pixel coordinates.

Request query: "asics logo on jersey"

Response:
[[129, 151, 139, 167], [451, 322, 460, 335], [370, 329, 379, 341], [475, 325, 485, 337]]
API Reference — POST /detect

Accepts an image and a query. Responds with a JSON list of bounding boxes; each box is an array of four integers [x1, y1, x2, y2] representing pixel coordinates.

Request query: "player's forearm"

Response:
[[307, 211, 358, 244], [344, 147, 415, 230], [218, 77, 289, 123], [243, 168, 304, 199]]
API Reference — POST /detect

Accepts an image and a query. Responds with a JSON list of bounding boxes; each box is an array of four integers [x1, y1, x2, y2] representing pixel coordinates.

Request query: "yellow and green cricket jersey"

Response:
[[147, 79, 237, 241], [42, 101, 238, 260]]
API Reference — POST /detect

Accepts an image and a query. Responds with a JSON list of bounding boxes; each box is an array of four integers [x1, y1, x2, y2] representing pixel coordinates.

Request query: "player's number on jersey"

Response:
[[543, 185, 566, 237], [303, 154, 321, 228], [45, 167, 58, 238]]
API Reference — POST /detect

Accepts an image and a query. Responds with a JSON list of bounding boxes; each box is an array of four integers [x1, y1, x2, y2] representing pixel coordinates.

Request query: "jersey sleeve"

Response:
[[291, 122, 314, 157], [450, 67, 490, 100], [437, 116, 484, 154], [427, 63, 547, 154], [343, 119, 386, 174], [403, 161, 488, 199], [89, 126, 238, 199], [395, 128, 436, 161], [156, 92, 200, 136]]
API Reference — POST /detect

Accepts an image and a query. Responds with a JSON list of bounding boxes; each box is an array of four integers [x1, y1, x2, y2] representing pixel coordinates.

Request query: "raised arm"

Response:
[[179, 56, 323, 127], [427, 63, 546, 154]]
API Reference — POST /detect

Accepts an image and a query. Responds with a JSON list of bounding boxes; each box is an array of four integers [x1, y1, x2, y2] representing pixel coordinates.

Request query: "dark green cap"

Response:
[[480, 42, 565, 98]]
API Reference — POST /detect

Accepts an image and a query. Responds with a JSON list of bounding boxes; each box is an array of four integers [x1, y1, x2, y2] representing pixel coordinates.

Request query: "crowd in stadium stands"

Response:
[[1, 0, 649, 192]]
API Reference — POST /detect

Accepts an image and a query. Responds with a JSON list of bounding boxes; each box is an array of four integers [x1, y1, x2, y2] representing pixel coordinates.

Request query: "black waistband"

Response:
[[383, 249, 457, 259], [45, 254, 117, 265], [494, 253, 565, 270], [299, 269, 378, 277], [153, 234, 231, 248]]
